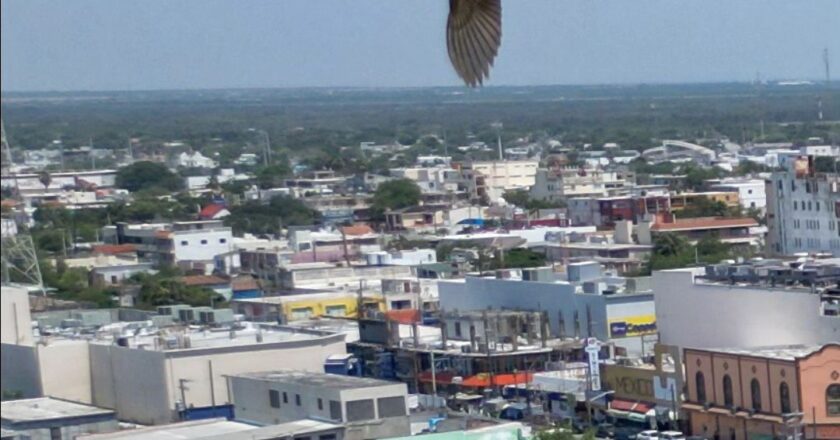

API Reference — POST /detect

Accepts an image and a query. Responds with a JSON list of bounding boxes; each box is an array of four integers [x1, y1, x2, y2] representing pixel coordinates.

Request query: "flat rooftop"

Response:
[[707, 345, 825, 361], [77, 418, 253, 440], [232, 370, 403, 390], [203, 419, 342, 440], [88, 324, 337, 352], [1, 398, 114, 423]]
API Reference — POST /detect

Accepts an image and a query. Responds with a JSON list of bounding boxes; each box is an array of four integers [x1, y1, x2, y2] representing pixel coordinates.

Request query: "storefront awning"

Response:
[[609, 399, 654, 414]]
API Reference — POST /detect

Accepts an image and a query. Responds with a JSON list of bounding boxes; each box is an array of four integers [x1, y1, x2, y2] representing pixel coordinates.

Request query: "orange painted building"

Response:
[[682, 344, 839, 440]]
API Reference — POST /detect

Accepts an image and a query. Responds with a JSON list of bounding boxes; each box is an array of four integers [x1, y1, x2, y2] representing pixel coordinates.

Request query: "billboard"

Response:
[[609, 314, 657, 338]]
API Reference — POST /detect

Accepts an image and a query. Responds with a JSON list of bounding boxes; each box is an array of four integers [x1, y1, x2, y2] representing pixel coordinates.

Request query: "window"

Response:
[[377, 396, 407, 418], [219, 238, 227, 244], [723, 375, 734, 407], [695, 372, 707, 403], [828, 384, 840, 416], [751, 378, 762, 411], [346, 399, 375, 422], [318, 398, 323, 410], [329, 400, 342, 421], [296, 394, 301, 406], [181, 240, 189, 246], [283, 391, 288, 403], [454, 322, 462, 338], [50, 427, 61, 440], [201, 239, 208, 245], [269, 389, 281, 408], [780, 382, 791, 414]]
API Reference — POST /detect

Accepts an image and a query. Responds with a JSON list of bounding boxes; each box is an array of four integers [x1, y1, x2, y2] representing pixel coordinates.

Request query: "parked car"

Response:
[[636, 430, 660, 440], [660, 431, 686, 440], [596, 423, 616, 439]]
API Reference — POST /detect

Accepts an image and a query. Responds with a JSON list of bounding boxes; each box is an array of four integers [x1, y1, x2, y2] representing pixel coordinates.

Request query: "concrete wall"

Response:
[[90, 344, 171, 425], [0, 343, 41, 397], [1, 286, 33, 345], [166, 336, 347, 412], [38, 341, 92, 404], [653, 269, 840, 349]]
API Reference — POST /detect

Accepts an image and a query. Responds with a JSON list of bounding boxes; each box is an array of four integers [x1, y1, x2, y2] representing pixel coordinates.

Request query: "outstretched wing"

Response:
[[447, 0, 502, 87]]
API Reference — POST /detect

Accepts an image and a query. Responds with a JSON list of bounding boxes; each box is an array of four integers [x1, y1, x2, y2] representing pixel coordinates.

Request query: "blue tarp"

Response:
[[457, 218, 485, 226]]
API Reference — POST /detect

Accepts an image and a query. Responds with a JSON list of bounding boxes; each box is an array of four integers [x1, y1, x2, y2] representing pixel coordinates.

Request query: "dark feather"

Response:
[[447, 0, 502, 87]]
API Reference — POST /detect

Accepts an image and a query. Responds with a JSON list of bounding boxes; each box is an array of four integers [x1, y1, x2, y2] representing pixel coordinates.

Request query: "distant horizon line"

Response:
[[0, 77, 833, 96]]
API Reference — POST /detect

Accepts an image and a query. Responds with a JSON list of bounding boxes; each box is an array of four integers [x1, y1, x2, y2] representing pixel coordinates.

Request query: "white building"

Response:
[[438, 264, 656, 356], [228, 370, 409, 440], [766, 156, 840, 256], [176, 151, 217, 169], [708, 178, 767, 214], [363, 249, 436, 266], [461, 160, 539, 201], [530, 167, 635, 202], [87, 325, 347, 424], [1, 286, 33, 346], [652, 263, 839, 350]]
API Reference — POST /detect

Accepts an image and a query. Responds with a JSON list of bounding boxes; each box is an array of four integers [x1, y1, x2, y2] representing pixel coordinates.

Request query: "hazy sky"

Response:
[[2, 0, 839, 91]]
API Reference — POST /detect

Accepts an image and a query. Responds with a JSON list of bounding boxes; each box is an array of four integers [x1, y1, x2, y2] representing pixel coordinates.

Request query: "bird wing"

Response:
[[447, 0, 502, 87]]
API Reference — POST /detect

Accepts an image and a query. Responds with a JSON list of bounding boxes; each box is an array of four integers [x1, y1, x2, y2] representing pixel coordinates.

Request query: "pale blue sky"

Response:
[[2, 0, 838, 91]]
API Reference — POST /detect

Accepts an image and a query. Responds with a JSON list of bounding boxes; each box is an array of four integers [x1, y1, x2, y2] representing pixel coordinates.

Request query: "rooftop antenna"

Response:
[[824, 48, 831, 86], [1, 120, 13, 176], [491, 122, 503, 161]]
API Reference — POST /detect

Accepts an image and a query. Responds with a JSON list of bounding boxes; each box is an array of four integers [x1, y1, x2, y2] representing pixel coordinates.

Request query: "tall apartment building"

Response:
[[766, 156, 840, 256]]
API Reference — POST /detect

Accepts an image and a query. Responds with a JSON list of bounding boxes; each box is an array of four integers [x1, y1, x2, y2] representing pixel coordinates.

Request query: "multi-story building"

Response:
[[652, 260, 839, 351], [459, 160, 539, 201], [668, 191, 741, 213], [103, 220, 234, 267], [438, 263, 656, 356], [530, 167, 636, 202], [389, 166, 468, 195], [1, 308, 348, 426], [682, 344, 840, 440], [567, 195, 671, 228], [230, 291, 385, 323], [766, 155, 840, 256], [707, 178, 767, 214], [228, 371, 410, 440]]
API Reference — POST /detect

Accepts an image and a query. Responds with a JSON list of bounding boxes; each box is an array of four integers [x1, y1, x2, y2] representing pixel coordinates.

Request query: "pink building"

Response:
[[682, 344, 839, 440]]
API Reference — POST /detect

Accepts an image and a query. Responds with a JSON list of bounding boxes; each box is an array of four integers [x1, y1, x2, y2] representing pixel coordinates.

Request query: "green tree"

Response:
[[225, 195, 320, 236], [255, 162, 293, 189], [116, 161, 183, 192], [371, 179, 421, 218], [493, 248, 546, 269], [679, 197, 736, 218], [653, 232, 690, 257]]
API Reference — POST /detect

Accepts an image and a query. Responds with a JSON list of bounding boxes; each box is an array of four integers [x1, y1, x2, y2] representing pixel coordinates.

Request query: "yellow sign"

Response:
[[609, 314, 657, 338]]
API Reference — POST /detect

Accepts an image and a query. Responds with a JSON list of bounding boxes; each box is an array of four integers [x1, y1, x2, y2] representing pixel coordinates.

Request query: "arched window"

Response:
[[723, 375, 734, 407], [750, 378, 762, 411], [695, 371, 707, 403], [828, 384, 840, 416], [779, 382, 791, 414]]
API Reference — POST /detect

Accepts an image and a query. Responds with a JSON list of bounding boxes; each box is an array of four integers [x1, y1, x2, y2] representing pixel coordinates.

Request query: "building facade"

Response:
[[766, 156, 840, 256], [228, 371, 410, 440], [682, 345, 840, 440]]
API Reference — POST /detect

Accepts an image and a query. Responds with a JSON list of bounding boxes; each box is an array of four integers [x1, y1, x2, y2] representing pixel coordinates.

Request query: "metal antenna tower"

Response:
[[1, 118, 45, 292], [1, 119, 13, 176], [824, 48, 831, 86]]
